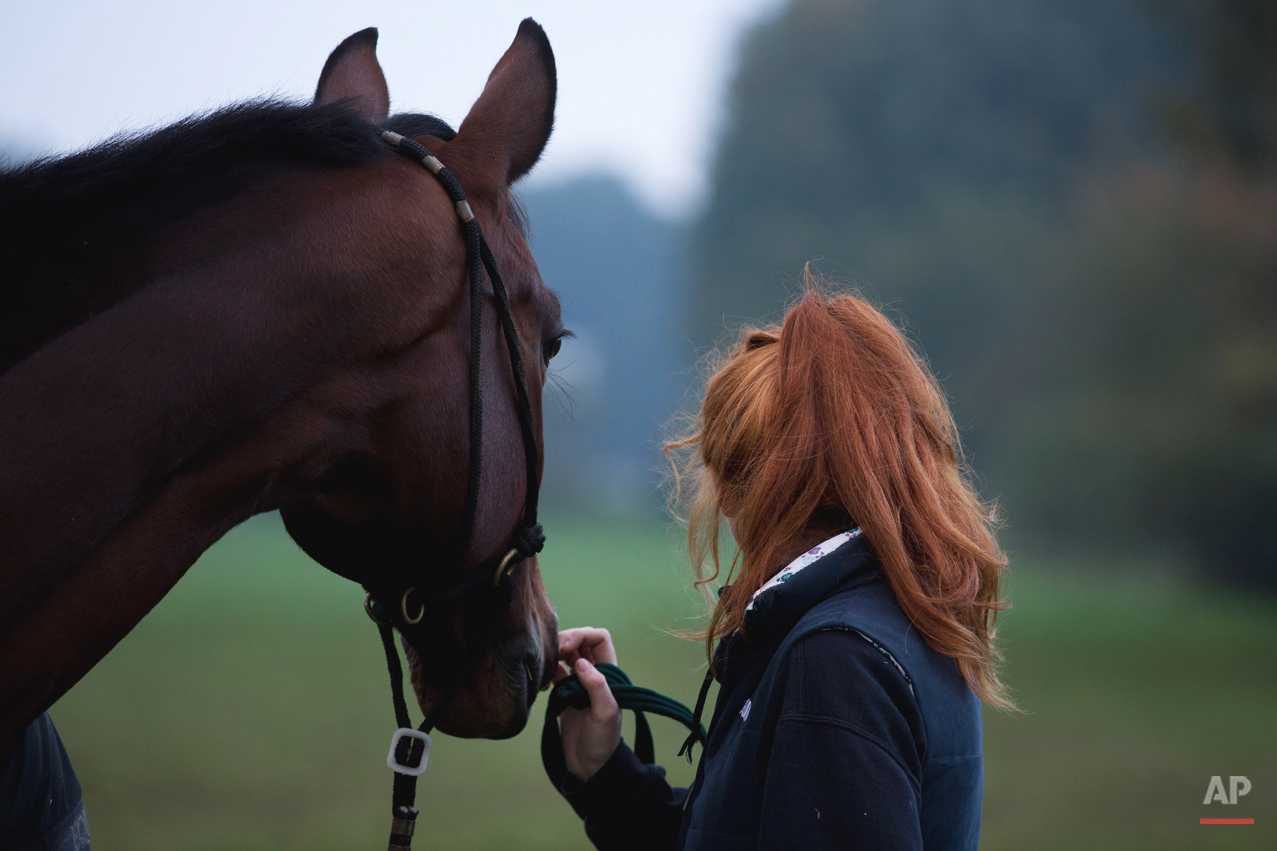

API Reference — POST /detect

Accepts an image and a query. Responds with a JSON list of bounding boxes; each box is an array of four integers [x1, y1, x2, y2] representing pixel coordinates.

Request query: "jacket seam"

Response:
[[820, 626, 914, 691], [774, 713, 923, 795]]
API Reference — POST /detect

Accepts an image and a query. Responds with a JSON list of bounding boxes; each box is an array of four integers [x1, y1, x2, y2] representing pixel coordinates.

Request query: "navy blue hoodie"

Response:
[[558, 533, 984, 850]]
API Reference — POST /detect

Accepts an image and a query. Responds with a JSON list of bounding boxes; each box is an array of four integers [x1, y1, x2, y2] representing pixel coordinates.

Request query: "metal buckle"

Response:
[[387, 728, 432, 776], [364, 593, 389, 626], [365, 590, 425, 627], [493, 548, 522, 587], [400, 588, 425, 625]]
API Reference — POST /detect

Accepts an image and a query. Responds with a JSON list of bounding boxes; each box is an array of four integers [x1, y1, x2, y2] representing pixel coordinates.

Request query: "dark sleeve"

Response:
[[756, 629, 926, 851], [0, 712, 86, 849], [559, 740, 688, 851]]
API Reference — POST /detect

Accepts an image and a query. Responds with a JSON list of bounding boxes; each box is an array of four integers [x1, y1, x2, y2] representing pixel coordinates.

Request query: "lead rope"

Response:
[[541, 663, 708, 789], [368, 129, 547, 851], [678, 669, 715, 762]]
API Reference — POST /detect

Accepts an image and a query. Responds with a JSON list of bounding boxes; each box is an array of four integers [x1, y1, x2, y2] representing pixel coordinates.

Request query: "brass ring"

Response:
[[363, 592, 388, 626], [493, 548, 522, 588], [400, 587, 425, 625]]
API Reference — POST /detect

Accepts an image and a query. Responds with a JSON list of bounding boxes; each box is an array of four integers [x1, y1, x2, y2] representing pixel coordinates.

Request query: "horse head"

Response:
[[276, 24, 562, 739], [0, 20, 566, 746]]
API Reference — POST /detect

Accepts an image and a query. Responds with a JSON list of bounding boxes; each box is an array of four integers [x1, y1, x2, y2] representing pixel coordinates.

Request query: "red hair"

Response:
[[668, 275, 1011, 708]]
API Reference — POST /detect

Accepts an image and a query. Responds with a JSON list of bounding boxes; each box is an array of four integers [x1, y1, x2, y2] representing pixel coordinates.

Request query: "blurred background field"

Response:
[[8, 0, 1276, 846], [54, 512, 1276, 849]]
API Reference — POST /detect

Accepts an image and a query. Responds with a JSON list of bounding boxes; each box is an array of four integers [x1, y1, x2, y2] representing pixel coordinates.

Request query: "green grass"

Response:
[[52, 514, 1275, 849]]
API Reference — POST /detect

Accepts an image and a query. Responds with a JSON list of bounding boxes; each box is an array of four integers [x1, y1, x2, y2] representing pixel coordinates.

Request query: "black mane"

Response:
[[0, 100, 456, 374]]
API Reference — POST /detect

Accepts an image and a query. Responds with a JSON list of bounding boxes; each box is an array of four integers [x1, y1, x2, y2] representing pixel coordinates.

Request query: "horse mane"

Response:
[[0, 100, 456, 375]]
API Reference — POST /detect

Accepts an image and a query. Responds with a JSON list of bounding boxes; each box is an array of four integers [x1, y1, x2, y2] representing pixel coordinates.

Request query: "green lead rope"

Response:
[[542, 663, 709, 789]]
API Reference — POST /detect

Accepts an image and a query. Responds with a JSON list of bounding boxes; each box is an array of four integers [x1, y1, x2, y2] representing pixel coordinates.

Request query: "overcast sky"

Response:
[[0, 0, 785, 218]]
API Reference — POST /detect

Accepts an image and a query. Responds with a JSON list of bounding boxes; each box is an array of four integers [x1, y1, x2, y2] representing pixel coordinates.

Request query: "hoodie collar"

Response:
[[738, 529, 876, 643]]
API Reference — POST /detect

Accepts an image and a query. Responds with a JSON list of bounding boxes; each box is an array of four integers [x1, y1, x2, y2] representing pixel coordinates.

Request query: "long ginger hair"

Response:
[[667, 274, 1011, 708]]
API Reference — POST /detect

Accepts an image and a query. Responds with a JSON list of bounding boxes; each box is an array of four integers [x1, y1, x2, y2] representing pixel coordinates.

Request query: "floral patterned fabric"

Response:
[[745, 528, 862, 611]]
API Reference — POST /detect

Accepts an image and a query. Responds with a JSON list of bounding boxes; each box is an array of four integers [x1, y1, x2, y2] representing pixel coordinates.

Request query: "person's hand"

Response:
[[558, 626, 618, 669], [554, 627, 622, 782]]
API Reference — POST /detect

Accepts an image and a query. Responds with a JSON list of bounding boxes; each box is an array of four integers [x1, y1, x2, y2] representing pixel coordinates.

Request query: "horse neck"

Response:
[[0, 164, 444, 742]]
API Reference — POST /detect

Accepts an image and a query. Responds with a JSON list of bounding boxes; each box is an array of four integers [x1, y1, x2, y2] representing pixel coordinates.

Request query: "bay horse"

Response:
[[0, 19, 563, 844]]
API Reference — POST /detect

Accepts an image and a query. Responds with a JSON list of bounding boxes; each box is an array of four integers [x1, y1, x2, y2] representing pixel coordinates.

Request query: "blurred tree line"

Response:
[[524, 177, 686, 511], [693, 0, 1276, 587]]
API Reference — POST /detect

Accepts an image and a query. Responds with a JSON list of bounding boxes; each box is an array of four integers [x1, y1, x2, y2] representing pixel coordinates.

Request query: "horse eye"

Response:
[[542, 336, 562, 364]]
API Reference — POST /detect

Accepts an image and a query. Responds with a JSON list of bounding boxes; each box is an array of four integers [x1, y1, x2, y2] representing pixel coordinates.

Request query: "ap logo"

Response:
[[1203, 776, 1251, 805]]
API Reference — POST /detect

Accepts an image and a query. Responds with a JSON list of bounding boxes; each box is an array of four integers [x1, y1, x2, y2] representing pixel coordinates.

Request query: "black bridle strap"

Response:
[[371, 570, 518, 850], [367, 130, 547, 851], [382, 129, 542, 542], [478, 235, 541, 525]]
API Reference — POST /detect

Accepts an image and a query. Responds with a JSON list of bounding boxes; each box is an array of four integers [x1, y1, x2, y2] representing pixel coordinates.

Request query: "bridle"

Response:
[[358, 129, 547, 851]]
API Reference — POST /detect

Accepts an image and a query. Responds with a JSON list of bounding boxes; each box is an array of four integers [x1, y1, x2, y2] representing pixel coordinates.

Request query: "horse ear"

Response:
[[315, 28, 390, 125], [454, 18, 556, 187]]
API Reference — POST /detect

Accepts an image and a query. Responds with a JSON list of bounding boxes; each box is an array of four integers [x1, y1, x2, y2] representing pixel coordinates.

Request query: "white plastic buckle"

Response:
[[386, 728, 432, 776]]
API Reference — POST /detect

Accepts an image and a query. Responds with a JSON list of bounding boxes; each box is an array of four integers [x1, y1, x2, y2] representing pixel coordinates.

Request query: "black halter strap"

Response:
[[364, 129, 546, 851]]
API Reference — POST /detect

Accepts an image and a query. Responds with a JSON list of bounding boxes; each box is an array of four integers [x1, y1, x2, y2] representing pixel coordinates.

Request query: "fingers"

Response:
[[574, 658, 618, 722], [560, 659, 623, 782], [559, 627, 614, 664], [558, 627, 617, 667]]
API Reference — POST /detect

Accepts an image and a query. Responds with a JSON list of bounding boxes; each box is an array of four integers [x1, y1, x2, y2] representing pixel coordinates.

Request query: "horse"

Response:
[[0, 19, 564, 843]]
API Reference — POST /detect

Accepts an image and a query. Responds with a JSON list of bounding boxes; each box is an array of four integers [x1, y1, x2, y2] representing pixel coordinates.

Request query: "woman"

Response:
[[551, 278, 1011, 850]]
